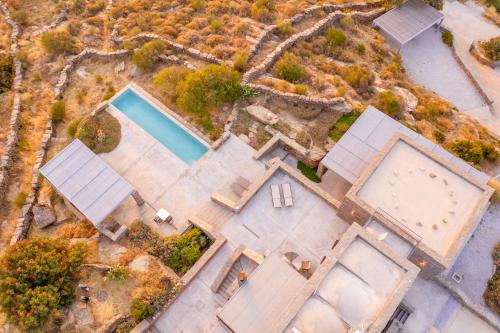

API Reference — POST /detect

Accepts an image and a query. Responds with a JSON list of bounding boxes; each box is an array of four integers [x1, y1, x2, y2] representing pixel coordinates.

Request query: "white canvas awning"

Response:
[[40, 139, 134, 227], [373, 0, 444, 45]]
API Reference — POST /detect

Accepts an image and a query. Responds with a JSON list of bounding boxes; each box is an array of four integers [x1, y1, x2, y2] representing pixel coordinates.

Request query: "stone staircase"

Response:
[[216, 255, 259, 303]]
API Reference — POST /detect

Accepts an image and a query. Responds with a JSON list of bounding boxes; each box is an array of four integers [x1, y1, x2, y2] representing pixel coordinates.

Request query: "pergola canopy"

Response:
[[40, 139, 134, 227], [373, 0, 444, 45]]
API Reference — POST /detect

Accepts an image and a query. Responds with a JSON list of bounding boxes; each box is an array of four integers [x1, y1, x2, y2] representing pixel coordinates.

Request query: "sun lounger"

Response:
[[236, 176, 251, 190], [231, 182, 246, 198], [282, 183, 293, 207], [271, 184, 282, 208]]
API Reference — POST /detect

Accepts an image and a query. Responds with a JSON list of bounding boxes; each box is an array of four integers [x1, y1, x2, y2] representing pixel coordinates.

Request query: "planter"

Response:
[[470, 41, 500, 69]]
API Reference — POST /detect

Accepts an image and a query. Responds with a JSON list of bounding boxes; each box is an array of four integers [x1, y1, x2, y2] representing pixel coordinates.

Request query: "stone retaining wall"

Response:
[[242, 8, 385, 83], [0, 2, 23, 203], [31, 12, 67, 37], [247, 0, 386, 62], [245, 82, 351, 113], [112, 32, 227, 66], [54, 48, 132, 99]]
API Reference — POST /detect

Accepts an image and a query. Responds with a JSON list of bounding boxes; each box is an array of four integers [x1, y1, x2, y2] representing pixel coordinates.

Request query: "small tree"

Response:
[[0, 238, 87, 331], [275, 52, 307, 83], [153, 66, 192, 100], [441, 30, 453, 47], [132, 40, 166, 71], [176, 65, 242, 115], [41, 30, 77, 55], [452, 140, 484, 164]]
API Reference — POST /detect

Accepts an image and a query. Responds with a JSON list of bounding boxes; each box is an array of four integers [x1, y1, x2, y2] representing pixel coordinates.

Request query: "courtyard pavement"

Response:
[[101, 106, 265, 235], [444, 202, 500, 309]]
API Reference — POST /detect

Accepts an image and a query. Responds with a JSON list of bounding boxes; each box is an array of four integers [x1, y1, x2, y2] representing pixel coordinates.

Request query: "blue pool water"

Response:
[[111, 88, 208, 165]]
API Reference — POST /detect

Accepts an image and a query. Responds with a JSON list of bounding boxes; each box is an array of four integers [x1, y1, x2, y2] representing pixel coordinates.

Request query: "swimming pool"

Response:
[[111, 87, 209, 165]]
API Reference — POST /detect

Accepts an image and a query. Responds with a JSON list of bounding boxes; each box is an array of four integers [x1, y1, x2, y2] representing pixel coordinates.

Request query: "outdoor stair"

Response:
[[216, 255, 258, 302]]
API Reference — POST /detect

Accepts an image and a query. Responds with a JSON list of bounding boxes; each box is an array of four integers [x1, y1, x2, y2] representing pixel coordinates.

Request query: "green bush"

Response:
[[275, 52, 307, 83], [451, 140, 484, 164], [190, 0, 206, 10], [114, 321, 136, 333], [294, 84, 308, 95], [210, 19, 223, 31], [105, 266, 129, 281], [481, 36, 500, 61], [297, 161, 321, 183], [325, 27, 347, 47], [482, 143, 499, 162], [12, 10, 27, 25], [176, 65, 242, 115], [153, 66, 192, 100], [130, 298, 154, 322], [67, 118, 81, 137], [103, 85, 116, 101], [485, 0, 500, 12], [376, 91, 403, 118], [232, 51, 249, 72], [132, 40, 166, 71], [0, 55, 13, 94], [276, 22, 294, 36], [41, 30, 77, 55], [433, 130, 446, 143], [12, 191, 27, 209], [329, 111, 360, 141], [76, 112, 121, 153], [250, 0, 276, 22], [484, 243, 500, 315], [128, 221, 209, 275], [356, 43, 366, 55], [441, 30, 453, 47], [0, 238, 87, 331], [50, 100, 66, 123], [342, 65, 374, 94]]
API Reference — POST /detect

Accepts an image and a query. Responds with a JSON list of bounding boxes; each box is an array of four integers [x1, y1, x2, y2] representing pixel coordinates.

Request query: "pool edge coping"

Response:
[[109, 82, 213, 150]]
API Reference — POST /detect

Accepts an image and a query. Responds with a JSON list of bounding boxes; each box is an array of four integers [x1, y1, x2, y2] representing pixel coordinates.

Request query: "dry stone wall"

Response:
[[0, 2, 23, 202], [242, 8, 385, 83], [54, 48, 132, 99], [247, 0, 386, 62], [112, 32, 227, 66]]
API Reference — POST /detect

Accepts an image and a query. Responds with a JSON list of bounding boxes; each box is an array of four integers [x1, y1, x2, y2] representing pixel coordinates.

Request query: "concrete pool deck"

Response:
[[101, 105, 265, 234]]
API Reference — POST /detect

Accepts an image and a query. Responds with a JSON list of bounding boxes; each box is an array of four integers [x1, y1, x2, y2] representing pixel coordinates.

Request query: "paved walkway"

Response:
[[442, 0, 500, 137], [400, 28, 485, 113]]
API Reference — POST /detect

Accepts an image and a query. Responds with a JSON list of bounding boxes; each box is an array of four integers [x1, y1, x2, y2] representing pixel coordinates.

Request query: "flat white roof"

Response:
[[357, 140, 485, 256], [373, 0, 444, 45], [287, 238, 406, 332], [218, 252, 307, 333], [40, 139, 134, 227], [320, 106, 489, 185]]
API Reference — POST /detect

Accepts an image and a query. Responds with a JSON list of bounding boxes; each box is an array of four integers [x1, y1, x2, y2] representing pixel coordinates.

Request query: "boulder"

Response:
[[128, 254, 153, 273], [393, 86, 418, 112], [33, 205, 56, 228]]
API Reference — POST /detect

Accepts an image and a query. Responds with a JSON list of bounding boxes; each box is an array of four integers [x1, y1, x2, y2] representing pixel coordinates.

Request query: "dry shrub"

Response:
[[58, 220, 97, 238]]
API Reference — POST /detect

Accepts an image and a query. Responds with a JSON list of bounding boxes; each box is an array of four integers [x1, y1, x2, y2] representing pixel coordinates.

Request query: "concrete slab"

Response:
[[400, 28, 485, 112], [442, 304, 498, 333]]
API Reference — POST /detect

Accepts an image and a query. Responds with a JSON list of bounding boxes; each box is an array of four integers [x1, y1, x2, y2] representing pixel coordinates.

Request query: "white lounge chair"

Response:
[[271, 184, 282, 208], [282, 183, 293, 207]]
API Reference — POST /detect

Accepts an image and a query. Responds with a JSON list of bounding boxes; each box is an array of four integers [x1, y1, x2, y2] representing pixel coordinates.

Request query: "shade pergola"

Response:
[[40, 139, 134, 227], [373, 0, 444, 45]]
